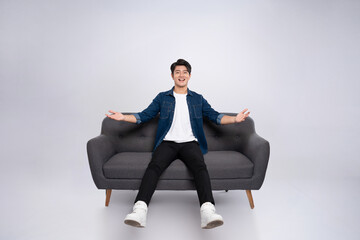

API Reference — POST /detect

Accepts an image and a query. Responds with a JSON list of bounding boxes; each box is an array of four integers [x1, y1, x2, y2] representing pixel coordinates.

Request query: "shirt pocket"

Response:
[[192, 104, 202, 119], [160, 101, 173, 119]]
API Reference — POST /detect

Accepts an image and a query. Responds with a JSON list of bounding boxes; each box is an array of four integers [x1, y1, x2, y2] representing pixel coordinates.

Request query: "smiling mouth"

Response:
[[179, 79, 185, 82]]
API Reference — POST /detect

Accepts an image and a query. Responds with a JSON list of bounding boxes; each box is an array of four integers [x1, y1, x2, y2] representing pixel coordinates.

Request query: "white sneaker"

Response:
[[200, 202, 224, 229], [124, 201, 148, 228]]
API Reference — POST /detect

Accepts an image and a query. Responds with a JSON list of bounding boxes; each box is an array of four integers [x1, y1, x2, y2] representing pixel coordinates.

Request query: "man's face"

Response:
[[171, 65, 191, 88]]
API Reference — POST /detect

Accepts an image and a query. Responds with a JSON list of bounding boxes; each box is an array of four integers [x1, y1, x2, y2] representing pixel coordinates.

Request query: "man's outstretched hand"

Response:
[[220, 108, 250, 125], [235, 108, 250, 123], [106, 110, 125, 121]]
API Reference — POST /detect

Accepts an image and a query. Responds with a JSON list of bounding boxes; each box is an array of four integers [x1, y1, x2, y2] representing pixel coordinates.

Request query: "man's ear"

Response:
[[171, 73, 174, 79]]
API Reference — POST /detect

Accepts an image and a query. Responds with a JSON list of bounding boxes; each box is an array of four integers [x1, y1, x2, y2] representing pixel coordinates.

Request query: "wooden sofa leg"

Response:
[[105, 189, 112, 207], [246, 190, 255, 209]]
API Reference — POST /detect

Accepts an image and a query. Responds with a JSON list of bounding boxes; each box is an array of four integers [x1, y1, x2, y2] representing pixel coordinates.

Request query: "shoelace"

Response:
[[201, 207, 215, 214], [133, 208, 147, 213]]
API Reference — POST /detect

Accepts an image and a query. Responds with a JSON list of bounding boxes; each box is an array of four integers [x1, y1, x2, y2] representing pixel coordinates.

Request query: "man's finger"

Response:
[[241, 108, 248, 114], [109, 110, 116, 114]]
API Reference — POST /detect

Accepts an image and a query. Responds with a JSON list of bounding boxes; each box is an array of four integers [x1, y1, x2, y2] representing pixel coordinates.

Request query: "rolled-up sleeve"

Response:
[[133, 113, 142, 124], [216, 113, 225, 125]]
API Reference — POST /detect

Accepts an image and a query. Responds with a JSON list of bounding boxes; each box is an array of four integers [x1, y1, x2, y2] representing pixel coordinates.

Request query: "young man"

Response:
[[106, 59, 250, 229]]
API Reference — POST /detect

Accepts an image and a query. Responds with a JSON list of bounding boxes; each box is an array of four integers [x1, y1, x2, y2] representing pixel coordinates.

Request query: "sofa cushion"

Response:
[[103, 151, 253, 180]]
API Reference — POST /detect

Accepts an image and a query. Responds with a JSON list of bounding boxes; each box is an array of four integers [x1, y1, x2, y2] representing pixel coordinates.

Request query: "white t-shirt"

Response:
[[164, 92, 197, 143]]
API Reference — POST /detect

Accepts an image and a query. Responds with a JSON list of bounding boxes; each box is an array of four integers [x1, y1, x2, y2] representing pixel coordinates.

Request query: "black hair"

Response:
[[170, 59, 192, 75]]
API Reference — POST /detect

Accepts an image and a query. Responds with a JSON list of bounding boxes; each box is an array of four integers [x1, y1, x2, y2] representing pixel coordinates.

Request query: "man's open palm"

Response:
[[106, 110, 125, 121], [235, 109, 250, 123]]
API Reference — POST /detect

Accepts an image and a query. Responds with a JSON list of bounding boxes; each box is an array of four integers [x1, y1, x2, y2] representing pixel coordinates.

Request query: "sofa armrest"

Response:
[[87, 135, 117, 189], [241, 133, 270, 189]]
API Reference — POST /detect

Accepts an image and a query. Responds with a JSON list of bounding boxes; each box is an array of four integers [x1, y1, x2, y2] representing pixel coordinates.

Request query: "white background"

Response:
[[1, 0, 359, 239]]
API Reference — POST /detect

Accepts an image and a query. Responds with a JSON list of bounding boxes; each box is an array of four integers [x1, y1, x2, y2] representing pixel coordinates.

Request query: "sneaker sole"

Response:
[[124, 219, 145, 228], [202, 220, 224, 229]]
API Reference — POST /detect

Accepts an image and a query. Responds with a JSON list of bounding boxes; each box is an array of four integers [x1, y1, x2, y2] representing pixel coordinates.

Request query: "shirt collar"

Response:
[[166, 87, 193, 96]]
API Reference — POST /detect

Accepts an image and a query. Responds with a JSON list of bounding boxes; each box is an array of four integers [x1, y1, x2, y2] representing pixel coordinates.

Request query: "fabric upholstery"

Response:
[[103, 151, 253, 180], [87, 113, 270, 191]]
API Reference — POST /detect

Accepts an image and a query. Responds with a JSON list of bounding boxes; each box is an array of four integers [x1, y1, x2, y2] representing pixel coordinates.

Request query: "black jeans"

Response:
[[135, 140, 215, 207]]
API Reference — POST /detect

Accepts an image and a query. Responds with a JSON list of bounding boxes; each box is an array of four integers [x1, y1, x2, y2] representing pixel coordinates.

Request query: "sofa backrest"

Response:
[[101, 113, 255, 153]]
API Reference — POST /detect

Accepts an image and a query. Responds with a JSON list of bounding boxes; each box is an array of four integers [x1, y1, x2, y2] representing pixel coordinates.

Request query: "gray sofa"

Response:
[[87, 113, 270, 209]]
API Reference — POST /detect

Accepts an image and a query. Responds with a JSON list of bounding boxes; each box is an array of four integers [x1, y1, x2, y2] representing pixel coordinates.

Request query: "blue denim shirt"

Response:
[[133, 87, 224, 154]]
